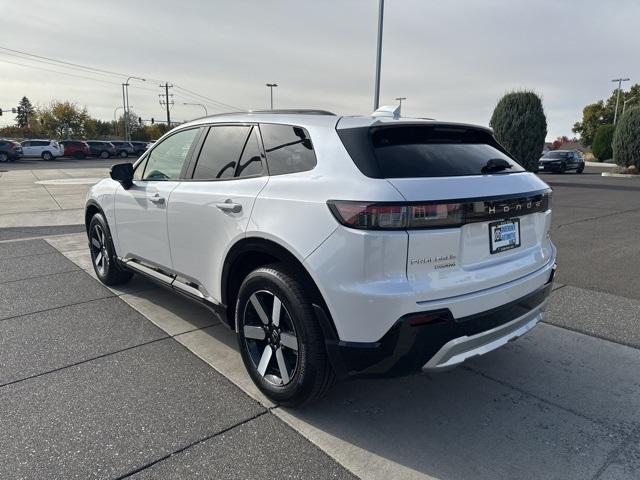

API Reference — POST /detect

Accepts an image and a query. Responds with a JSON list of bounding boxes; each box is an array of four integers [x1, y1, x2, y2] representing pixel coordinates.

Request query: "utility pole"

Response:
[[395, 97, 406, 109], [612, 77, 630, 125], [373, 0, 384, 110], [121, 83, 128, 141], [266, 83, 278, 110], [159, 83, 174, 127]]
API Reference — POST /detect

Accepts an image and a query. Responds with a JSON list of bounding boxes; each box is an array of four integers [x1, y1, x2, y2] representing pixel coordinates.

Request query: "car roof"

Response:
[[178, 110, 492, 133]]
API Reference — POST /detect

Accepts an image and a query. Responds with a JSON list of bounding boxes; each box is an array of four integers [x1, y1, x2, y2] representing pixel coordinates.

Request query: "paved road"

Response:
[[1, 156, 135, 171], [0, 239, 355, 479]]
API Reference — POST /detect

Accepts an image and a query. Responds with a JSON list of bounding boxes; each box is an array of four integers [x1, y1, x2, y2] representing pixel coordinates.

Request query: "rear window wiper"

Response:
[[481, 158, 513, 174]]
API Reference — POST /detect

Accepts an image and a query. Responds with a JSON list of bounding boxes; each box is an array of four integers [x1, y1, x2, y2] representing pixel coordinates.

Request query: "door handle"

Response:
[[149, 194, 165, 205], [216, 199, 242, 213]]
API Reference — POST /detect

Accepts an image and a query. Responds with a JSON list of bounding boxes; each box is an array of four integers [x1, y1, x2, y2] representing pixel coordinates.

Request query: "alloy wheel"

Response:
[[242, 290, 299, 386], [0, 153, 7, 163], [90, 224, 109, 276]]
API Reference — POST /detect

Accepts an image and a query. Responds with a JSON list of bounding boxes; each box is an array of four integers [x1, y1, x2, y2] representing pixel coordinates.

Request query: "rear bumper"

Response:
[[317, 265, 555, 379]]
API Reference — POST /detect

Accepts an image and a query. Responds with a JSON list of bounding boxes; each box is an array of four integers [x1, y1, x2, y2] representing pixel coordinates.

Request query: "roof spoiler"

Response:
[[371, 105, 401, 119]]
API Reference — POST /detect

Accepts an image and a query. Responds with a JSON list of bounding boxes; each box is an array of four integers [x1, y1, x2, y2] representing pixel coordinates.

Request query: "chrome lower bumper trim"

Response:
[[422, 300, 547, 371]]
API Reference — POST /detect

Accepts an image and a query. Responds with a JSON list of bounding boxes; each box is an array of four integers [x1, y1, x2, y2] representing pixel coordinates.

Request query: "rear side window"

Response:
[[193, 126, 251, 180], [260, 123, 316, 175], [338, 125, 524, 178]]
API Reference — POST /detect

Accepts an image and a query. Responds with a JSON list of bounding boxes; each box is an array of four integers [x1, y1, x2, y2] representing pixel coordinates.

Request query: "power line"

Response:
[[0, 58, 121, 86], [173, 85, 242, 111]]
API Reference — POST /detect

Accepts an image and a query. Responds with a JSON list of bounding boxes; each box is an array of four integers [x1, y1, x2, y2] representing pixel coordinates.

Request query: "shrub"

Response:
[[592, 124, 615, 161], [489, 91, 547, 172], [612, 107, 640, 168]]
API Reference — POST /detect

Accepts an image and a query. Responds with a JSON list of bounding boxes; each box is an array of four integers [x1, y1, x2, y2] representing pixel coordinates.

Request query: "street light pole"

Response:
[[623, 95, 637, 116], [124, 76, 146, 141], [266, 83, 278, 110], [182, 102, 208, 116], [373, 0, 385, 110], [612, 77, 630, 125]]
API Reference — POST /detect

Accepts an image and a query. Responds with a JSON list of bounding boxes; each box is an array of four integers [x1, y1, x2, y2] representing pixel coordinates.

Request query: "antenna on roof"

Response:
[[371, 104, 401, 119]]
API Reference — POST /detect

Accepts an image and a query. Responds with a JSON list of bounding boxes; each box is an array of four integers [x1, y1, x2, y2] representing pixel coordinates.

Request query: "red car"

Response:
[[60, 140, 91, 159]]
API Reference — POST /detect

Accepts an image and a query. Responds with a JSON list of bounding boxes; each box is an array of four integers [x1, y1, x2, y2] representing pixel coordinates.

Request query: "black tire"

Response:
[[577, 164, 584, 174], [0, 152, 8, 163], [119, 150, 128, 158], [236, 265, 335, 406], [558, 163, 566, 174], [88, 213, 133, 286], [41, 151, 53, 161], [100, 150, 110, 159]]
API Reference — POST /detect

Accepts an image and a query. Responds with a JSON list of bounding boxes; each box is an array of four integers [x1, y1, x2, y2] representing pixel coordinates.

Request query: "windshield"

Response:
[[542, 151, 569, 159]]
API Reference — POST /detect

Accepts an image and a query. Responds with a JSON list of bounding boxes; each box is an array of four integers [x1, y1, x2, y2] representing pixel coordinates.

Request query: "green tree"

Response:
[[38, 101, 91, 139], [15, 96, 35, 128], [573, 84, 640, 146], [592, 124, 615, 161], [489, 91, 547, 172], [612, 107, 640, 168]]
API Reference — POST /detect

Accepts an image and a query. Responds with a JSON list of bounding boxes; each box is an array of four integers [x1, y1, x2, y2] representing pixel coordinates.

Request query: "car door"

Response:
[[168, 124, 268, 302], [113, 127, 200, 270], [21, 141, 33, 156]]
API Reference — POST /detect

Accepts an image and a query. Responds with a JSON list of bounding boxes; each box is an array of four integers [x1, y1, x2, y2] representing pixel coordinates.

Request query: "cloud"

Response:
[[0, 0, 638, 140]]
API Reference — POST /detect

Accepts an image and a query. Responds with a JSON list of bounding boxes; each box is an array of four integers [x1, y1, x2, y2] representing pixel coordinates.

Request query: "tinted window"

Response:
[[192, 126, 250, 180], [237, 127, 264, 178], [143, 128, 198, 180], [338, 125, 524, 178], [260, 124, 316, 175]]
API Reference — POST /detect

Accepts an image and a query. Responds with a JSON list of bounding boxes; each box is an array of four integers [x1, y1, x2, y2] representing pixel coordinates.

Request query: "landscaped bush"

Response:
[[612, 107, 640, 168], [592, 124, 615, 161], [489, 91, 547, 172]]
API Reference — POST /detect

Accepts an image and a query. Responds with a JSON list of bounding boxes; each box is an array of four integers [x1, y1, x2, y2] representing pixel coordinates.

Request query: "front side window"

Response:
[[260, 123, 316, 175], [192, 125, 251, 180], [143, 128, 198, 181]]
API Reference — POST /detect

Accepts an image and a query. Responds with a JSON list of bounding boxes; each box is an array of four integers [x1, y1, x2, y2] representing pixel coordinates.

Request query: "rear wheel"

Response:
[[577, 164, 584, 174], [558, 162, 566, 174], [88, 213, 132, 286], [236, 265, 335, 406], [100, 150, 110, 159], [119, 150, 128, 158], [41, 151, 53, 161], [0, 153, 7, 163]]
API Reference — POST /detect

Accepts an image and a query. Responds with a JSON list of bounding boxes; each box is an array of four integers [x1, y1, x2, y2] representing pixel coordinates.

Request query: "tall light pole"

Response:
[[266, 83, 278, 110], [183, 102, 208, 116], [114, 106, 124, 137], [395, 96, 406, 109], [373, 0, 385, 110], [612, 77, 630, 125], [623, 95, 637, 116], [124, 76, 146, 141]]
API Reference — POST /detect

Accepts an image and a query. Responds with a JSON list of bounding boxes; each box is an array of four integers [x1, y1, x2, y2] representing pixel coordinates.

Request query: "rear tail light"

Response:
[[328, 191, 551, 230]]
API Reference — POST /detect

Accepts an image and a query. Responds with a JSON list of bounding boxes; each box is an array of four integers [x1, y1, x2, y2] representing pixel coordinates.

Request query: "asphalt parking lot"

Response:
[[1, 164, 639, 479]]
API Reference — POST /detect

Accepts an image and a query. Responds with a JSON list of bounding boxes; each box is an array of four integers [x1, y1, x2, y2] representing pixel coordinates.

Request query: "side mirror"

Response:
[[110, 163, 134, 189]]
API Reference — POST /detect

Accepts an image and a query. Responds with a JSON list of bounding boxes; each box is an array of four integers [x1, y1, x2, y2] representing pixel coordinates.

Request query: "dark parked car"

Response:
[[129, 141, 149, 156], [538, 150, 585, 174], [86, 141, 117, 159], [60, 140, 91, 159], [0, 139, 23, 162], [110, 141, 136, 158]]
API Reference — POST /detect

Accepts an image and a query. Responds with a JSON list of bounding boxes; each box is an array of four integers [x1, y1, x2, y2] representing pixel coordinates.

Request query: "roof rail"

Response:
[[248, 109, 336, 116]]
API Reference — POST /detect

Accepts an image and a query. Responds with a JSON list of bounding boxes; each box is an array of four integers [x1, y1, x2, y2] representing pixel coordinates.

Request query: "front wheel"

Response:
[[100, 150, 110, 159], [558, 163, 566, 174], [41, 151, 53, 161], [236, 266, 335, 406], [119, 150, 128, 158], [88, 213, 133, 286], [0, 153, 8, 163], [577, 164, 584, 174]]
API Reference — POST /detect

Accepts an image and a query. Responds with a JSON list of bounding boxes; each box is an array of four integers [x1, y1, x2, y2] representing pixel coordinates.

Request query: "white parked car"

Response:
[[20, 139, 64, 160], [85, 108, 556, 406]]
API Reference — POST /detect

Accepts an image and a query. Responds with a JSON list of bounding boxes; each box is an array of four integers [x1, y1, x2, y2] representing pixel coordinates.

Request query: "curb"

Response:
[[601, 172, 640, 178]]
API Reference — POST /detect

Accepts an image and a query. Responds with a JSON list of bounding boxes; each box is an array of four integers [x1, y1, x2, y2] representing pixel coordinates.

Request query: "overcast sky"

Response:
[[1, 0, 638, 140]]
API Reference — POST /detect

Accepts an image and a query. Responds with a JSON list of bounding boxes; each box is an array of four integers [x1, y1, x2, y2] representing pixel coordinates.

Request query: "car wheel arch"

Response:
[[220, 237, 337, 336]]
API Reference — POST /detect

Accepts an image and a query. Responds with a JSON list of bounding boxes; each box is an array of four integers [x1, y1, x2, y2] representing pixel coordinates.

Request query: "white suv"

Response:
[[85, 108, 556, 406], [20, 139, 64, 160]]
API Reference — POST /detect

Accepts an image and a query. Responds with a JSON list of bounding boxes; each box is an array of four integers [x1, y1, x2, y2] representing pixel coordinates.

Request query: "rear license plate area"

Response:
[[489, 219, 521, 254]]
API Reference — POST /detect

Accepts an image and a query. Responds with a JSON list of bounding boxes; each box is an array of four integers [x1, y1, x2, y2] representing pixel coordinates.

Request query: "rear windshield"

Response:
[[337, 124, 524, 178]]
